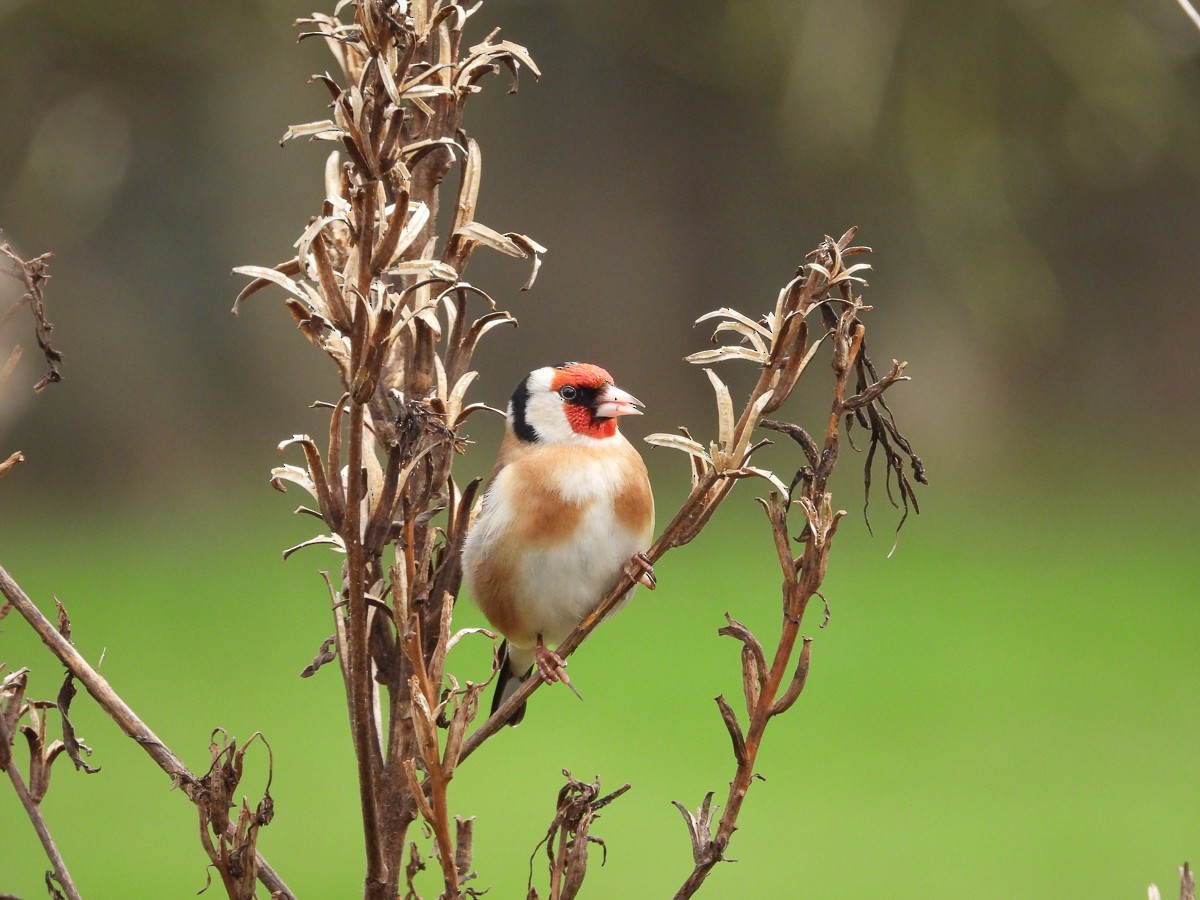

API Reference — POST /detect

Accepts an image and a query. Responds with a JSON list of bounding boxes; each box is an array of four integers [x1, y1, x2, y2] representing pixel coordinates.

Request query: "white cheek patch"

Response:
[[523, 390, 578, 444]]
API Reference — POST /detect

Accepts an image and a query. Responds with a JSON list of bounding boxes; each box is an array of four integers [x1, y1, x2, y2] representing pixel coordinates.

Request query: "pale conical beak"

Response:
[[593, 384, 644, 419]]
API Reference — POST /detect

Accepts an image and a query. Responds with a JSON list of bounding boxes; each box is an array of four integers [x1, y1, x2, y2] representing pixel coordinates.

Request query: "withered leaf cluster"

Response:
[[196, 731, 275, 900], [0, 239, 61, 397], [0, 237, 63, 480], [527, 771, 631, 900], [0, 601, 99, 797], [637, 230, 924, 897]]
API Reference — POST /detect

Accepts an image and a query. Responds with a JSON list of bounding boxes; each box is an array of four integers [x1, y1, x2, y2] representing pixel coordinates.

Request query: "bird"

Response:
[[462, 362, 656, 725]]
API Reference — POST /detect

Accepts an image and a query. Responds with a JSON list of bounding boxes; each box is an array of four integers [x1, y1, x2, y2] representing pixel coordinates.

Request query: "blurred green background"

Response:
[[2, 0, 1199, 897]]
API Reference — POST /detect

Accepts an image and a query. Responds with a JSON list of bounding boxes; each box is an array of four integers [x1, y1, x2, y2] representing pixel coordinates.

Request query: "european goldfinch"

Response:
[[463, 363, 656, 725]]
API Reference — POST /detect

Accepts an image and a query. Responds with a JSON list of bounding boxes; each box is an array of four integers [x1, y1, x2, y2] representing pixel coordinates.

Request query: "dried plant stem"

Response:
[[0, 565, 296, 900], [672, 572, 816, 898], [424, 752, 461, 895], [674, 278, 872, 897], [343, 401, 388, 897], [0, 714, 81, 900], [245, 3, 548, 894]]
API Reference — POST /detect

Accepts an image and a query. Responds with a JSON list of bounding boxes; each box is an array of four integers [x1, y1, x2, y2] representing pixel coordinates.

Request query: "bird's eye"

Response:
[[559, 385, 578, 401]]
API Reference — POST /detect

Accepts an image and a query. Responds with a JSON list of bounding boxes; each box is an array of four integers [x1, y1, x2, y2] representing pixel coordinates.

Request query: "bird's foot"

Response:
[[624, 551, 657, 590], [535, 637, 582, 701], [534, 641, 567, 683]]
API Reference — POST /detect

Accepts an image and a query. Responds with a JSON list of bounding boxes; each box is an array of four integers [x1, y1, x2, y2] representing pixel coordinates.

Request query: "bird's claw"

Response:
[[535, 639, 583, 701], [625, 551, 656, 590]]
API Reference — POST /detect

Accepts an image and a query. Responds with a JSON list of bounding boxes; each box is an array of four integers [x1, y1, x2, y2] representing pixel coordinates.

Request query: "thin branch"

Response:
[[669, 232, 916, 897], [0, 713, 82, 900]]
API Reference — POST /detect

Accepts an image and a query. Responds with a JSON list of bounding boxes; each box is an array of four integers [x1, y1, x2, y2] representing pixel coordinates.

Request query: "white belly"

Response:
[[463, 449, 650, 651], [510, 499, 644, 647]]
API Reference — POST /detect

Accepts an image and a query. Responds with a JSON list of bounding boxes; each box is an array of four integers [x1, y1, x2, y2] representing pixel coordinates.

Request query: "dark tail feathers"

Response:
[[491, 640, 531, 726]]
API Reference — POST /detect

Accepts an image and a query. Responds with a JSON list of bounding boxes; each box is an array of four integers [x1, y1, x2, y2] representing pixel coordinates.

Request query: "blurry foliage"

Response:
[[1, 0, 1199, 502]]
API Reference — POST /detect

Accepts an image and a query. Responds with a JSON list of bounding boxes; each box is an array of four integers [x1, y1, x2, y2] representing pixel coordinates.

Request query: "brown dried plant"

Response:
[[233, 3, 547, 896], [0, 238, 79, 898], [527, 772, 631, 900], [0, 664, 83, 900], [0, 237, 61, 479], [0, 573, 295, 899], [0, 1, 925, 898]]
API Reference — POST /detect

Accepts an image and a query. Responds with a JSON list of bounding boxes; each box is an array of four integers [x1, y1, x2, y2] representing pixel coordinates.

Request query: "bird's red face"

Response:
[[509, 362, 643, 445], [550, 363, 643, 440]]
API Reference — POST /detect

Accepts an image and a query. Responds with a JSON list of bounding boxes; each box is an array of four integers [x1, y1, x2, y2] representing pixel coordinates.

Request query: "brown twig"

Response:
[[669, 242, 908, 897], [343, 398, 388, 896], [0, 239, 62, 394], [0, 690, 81, 900]]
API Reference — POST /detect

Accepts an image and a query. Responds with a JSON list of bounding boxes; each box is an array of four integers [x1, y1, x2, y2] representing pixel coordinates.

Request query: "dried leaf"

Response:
[[386, 258, 459, 282], [270, 463, 316, 497], [445, 627, 496, 654], [706, 320, 769, 354], [280, 119, 341, 144], [402, 136, 467, 164], [300, 635, 338, 678], [729, 391, 774, 467], [231, 265, 310, 311], [506, 232, 547, 291], [705, 369, 735, 455], [715, 694, 746, 766], [643, 433, 710, 460], [695, 307, 773, 339], [453, 221, 522, 257], [382, 200, 431, 268], [281, 534, 344, 560], [451, 137, 483, 238], [56, 672, 99, 775], [685, 346, 769, 366], [0, 451, 23, 479], [771, 637, 813, 717]]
